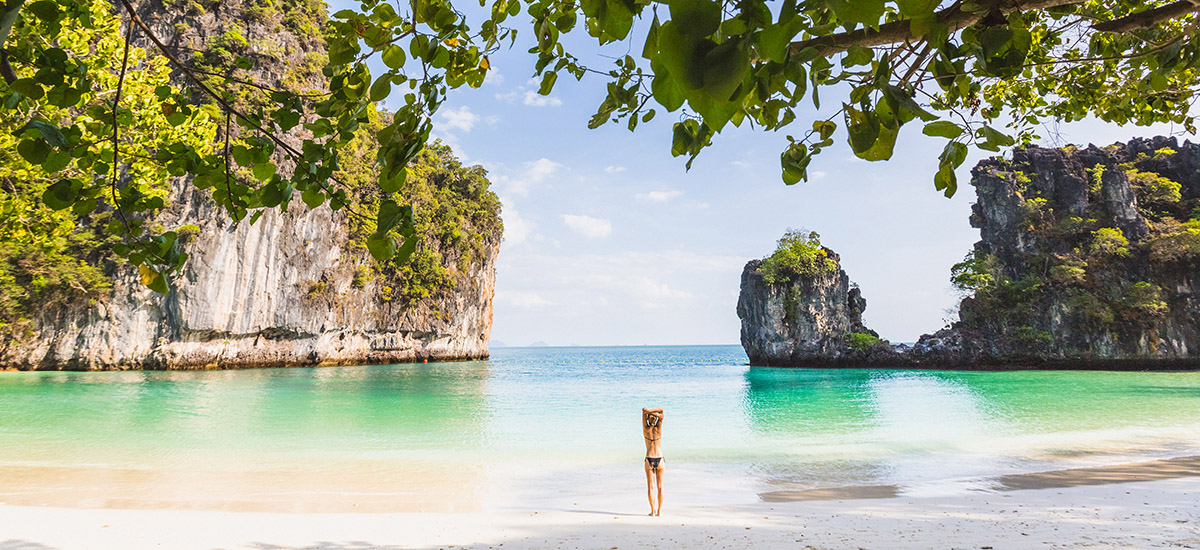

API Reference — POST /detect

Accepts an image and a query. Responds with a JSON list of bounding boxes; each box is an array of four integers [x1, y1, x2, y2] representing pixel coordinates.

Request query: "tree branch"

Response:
[[787, 0, 1083, 58], [1093, 0, 1198, 33], [111, 18, 134, 236]]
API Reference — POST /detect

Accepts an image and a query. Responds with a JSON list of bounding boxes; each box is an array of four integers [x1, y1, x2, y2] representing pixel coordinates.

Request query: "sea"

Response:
[[1, 344, 1199, 512]]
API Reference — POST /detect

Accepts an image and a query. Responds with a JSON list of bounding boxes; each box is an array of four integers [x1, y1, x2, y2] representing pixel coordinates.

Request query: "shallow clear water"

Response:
[[2, 345, 1200, 509]]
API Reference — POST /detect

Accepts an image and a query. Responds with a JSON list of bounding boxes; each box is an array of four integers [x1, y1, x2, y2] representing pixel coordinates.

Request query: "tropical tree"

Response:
[[1, 0, 1198, 290]]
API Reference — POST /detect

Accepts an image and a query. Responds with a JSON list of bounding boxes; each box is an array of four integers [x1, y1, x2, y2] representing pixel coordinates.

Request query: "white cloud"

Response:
[[500, 199, 536, 246], [484, 67, 504, 86], [561, 214, 613, 238], [811, 170, 828, 180], [439, 106, 479, 133], [495, 290, 553, 308], [635, 189, 684, 203], [604, 165, 626, 173], [495, 83, 563, 107], [523, 90, 563, 107], [492, 158, 563, 197], [732, 160, 753, 169]]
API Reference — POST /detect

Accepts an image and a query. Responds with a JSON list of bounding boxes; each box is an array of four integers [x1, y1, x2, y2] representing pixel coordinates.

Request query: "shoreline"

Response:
[[1, 476, 1197, 549]]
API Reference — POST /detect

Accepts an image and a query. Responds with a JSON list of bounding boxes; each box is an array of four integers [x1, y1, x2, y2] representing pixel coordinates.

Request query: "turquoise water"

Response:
[[2, 345, 1200, 508]]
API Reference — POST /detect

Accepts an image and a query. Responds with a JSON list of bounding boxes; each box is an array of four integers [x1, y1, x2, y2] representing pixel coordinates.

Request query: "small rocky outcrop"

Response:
[[739, 137, 1200, 369], [738, 249, 892, 367]]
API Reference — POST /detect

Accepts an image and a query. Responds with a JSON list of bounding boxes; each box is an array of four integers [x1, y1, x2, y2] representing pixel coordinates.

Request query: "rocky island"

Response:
[[0, 0, 502, 370], [739, 137, 1200, 369]]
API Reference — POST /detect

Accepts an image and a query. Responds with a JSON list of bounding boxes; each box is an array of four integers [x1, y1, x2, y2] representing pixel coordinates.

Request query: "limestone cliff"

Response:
[[739, 137, 1200, 369], [922, 136, 1200, 366], [0, 0, 501, 370]]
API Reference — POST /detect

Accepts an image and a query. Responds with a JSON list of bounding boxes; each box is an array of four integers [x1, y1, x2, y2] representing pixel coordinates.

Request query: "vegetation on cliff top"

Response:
[[758, 229, 838, 285]]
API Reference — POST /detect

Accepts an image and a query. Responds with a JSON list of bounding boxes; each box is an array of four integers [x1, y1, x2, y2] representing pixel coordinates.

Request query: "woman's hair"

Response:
[[645, 413, 660, 428]]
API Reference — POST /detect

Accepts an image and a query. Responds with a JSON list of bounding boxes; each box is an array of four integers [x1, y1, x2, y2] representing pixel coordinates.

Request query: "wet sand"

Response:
[[761, 455, 1200, 502]]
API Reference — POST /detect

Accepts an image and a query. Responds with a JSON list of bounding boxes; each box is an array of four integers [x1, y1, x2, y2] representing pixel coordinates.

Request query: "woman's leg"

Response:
[[644, 461, 656, 515], [653, 463, 664, 516]]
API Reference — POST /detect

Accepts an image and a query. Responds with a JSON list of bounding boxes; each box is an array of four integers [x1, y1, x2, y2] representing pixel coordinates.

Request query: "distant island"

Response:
[[739, 137, 1200, 369]]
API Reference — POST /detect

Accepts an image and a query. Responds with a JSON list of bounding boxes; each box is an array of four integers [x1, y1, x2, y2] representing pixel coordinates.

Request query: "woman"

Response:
[[642, 407, 664, 516]]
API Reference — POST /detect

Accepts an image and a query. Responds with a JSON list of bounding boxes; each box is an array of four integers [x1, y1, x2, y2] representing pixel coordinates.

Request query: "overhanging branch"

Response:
[[787, 0, 1089, 58], [1093, 0, 1199, 33]]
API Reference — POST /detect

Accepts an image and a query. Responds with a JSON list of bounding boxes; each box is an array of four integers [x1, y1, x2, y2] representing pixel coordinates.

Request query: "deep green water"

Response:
[[2, 345, 1200, 505]]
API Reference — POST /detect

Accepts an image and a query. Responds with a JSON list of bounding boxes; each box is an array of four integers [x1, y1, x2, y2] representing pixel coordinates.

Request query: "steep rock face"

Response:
[[935, 136, 1200, 364], [737, 253, 878, 367], [0, 1, 499, 370], [4, 185, 498, 370]]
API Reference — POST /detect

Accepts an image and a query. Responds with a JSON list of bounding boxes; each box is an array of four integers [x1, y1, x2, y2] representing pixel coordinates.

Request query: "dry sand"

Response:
[[1, 467, 1198, 549]]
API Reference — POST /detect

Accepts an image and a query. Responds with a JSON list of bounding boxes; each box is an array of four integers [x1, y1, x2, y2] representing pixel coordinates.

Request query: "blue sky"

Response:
[[334, 1, 1188, 346]]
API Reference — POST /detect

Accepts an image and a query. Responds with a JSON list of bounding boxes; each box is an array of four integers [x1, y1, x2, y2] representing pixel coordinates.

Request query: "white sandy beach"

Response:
[[1, 476, 1198, 549]]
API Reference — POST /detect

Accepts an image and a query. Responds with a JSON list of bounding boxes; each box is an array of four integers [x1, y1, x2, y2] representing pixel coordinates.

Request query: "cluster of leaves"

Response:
[[758, 229, 837, 284], [523, 0, 1200, 197]]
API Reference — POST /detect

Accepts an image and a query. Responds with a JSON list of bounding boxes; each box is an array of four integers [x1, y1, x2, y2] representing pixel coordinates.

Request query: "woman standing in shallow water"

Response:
[[642, 407, 664, 516]]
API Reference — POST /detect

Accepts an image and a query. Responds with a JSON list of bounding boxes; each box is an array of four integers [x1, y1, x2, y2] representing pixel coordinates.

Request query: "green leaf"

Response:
[[380, 165, 407, 194], [650, 57, 685, 112], [843, 45, 873, 67], [669, 0, 721, 38], [758, 19, 803, 61], [844, 104, 880, 157], [27, 119, 67, 148], [301, 187, 325, 208], [978, 26, 1013, 57], [813, 120, 836, 140], [394, 235, 418, 264], [366, 234, 397, 261], [17, 138, 51, 165], [10, 78, 43, 100], [252, 162, 277, 181], [975, 125, 1014, 152], [41, 149, 71, 172], [41, 179, 77, 210], [382, 44, 407, 69], [702, 39, 749, 101], [602, 0, 635, 40], [27, 0, 59, 20], [139, 265, 170, 295], [827, 0, 884, 28], [539, 71, 558, 95], [642, 16, 660, 59], [922, 121, 963, 139], [780, 142, 809, 185], [369, 75, 392, 101], [375, 199, 413, 235]]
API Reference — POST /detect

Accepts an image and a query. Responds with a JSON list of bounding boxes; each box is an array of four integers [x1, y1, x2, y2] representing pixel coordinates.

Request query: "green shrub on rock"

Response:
[[1090, 228, 1130, 258], [758, 230, 838, 285], [845, 332, 883, 352]]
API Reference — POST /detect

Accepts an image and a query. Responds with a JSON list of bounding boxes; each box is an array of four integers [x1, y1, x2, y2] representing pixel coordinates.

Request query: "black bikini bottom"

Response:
[[646, 457, 663, 470]]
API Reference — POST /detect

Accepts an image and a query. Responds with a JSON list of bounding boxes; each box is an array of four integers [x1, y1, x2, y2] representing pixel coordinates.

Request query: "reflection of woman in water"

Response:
[[642, 407, 664, 516]]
